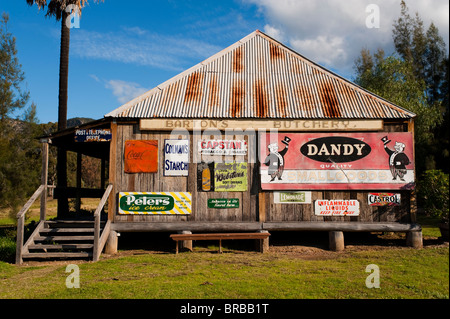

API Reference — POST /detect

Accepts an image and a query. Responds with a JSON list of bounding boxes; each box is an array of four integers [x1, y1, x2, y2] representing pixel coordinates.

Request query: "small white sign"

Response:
[[274, 191, 312, 204], [314, 200, 360, 216], [164, 140, 189, 176], [198, 140, 247, 155]]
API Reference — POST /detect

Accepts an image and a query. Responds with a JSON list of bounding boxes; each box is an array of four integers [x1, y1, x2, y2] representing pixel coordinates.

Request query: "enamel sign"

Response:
[[164, 139, 189, 176], [75, 129, 111, 142], [124, 140, 158, 173], [368, 193, 401, 206], [119, 192, 191, 215], [198, 140, 247, 156], [315, 200, 360, 216], [260, 133, 414, 190]]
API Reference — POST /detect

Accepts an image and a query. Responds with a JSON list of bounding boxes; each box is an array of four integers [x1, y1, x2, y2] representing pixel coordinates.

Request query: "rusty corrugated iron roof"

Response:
[[105, 30, 416, 120]]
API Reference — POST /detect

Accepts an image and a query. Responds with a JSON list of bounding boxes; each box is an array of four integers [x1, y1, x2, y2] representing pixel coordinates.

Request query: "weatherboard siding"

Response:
[[110, 122, 412, 225], [112, 123, 258, 223]]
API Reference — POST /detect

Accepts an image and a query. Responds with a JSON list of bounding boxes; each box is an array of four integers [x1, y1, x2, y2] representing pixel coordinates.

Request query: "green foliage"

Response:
[[0, 13, 41, 213], [354, 1, 448, 174], [0, 13, 29, 121], [0, 234, 15, 263], [418, 170, 449, 222]]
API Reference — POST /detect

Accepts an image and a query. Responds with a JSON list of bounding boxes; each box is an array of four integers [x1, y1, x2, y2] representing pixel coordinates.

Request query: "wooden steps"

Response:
[[22, 219, 105, 261]]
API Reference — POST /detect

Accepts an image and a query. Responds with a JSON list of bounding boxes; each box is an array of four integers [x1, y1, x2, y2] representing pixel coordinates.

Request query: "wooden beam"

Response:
[[40, 142, 49, 221], [262, 222, 422, 232], [108, 121, 117, 221], [111, 222, 263, 233], [140, 119, 384, 132], [76, 152, 82, 212]]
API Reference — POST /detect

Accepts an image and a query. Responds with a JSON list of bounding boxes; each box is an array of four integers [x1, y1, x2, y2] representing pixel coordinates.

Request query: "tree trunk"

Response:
[[57, 10, 70, 218]]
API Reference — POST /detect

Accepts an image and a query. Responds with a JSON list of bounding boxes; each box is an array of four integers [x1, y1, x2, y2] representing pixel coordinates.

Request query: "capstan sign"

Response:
[[198, 140, 247, 156]]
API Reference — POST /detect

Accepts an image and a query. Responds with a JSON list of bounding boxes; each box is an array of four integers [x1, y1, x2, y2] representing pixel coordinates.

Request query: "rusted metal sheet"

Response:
[[106, 30, 415, 120]]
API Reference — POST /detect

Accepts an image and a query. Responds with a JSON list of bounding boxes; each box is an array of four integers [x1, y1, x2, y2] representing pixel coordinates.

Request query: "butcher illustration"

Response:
[[264, 137, 291, 182], [382, 136, 411, 181]]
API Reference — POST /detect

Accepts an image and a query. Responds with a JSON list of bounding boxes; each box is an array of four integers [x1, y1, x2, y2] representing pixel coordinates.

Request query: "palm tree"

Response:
[[26, 0, 102, 217]]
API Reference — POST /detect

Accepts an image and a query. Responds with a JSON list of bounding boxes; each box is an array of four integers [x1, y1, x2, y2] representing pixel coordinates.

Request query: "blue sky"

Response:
[[1, 0, 449, 123]]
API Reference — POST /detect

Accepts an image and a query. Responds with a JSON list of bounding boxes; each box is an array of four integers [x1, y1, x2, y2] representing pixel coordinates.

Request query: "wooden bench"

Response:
[[170, 232, 271, 254]]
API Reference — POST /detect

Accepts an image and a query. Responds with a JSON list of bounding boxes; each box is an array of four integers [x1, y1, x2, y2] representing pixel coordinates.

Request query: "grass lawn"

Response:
[[0, 199, 448, 300], [0, 233, 448, 300]]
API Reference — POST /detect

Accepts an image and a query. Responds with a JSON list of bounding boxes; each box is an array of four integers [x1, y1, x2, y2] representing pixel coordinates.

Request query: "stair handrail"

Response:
[[93, 184, 114, 262], [16, 184, 46, 264]]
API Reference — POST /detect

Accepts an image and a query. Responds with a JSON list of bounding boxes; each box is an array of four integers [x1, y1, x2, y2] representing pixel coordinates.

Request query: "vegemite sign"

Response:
[[260, 133, 414, 190]]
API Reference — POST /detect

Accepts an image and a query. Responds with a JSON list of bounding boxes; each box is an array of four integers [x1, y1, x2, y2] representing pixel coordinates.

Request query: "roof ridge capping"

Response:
[[105, 29, 416, 120]]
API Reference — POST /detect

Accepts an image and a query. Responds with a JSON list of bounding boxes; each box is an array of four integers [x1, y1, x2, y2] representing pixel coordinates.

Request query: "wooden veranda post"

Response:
[[40, 140, 49, 221]]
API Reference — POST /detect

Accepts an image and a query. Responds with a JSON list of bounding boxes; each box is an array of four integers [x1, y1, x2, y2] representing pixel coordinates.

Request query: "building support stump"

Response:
[[256, 230, 270, 253], [178, 231, 193, 252], [329, 231, 345, 251], [406, 231, 423, 249], [104, 230, 118, 254]]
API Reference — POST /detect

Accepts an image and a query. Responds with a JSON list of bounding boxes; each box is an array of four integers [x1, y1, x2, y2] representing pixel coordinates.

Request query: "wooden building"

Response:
[[16, 31, 422, 263]]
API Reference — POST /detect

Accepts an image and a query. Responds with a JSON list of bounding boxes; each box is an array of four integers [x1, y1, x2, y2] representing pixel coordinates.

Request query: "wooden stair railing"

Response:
[[93, 184, 113, 262], [15, 184, 114, 264], [16, 185, 46, 264]]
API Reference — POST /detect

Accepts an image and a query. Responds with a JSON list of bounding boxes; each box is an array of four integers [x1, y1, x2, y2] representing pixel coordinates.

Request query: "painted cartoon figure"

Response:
[[264, 137, 290, 182], [381, 136, 410, 181]]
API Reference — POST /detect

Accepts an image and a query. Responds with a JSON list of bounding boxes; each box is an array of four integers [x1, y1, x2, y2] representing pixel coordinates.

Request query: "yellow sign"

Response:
[[118, 192, 191, 215]]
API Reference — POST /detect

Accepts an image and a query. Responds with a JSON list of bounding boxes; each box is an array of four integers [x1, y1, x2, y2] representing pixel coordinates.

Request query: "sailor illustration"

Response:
[[382, 136, 410, 181], [264, 137, 290, 182]]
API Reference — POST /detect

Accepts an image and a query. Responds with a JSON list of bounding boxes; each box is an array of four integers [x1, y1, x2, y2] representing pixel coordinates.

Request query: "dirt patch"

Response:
[[99, 231, 449, 262], [14, 231, 449, 266]]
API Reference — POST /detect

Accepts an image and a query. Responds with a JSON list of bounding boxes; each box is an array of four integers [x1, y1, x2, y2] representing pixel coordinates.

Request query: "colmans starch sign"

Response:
[[260, 133, 414, 190]]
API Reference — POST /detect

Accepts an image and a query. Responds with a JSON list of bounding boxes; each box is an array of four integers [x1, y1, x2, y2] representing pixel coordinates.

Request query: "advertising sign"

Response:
[[214, 162, 248, 192], [260, 133, 414, 190], [75, 129, 111, 142], [198, 140, 247, 156], [164, 139, 189, 176], [207, 198, 240, 209], [274, 191, 312, 204], [118, 192, 191, 215], [368, 193, 401, 206], [197, 161, 215, 192], [315, 200, 360, 216], [124, 140, 158, 173]]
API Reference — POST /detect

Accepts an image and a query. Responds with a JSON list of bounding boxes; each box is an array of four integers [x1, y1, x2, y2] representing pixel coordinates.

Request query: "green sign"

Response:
[[208, 198, 240, 209], [119, 192, 192, 215], [214, 162, 248, 192]]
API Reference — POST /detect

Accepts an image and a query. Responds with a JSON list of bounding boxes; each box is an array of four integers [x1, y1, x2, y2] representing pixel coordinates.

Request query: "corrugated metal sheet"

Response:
[[106, 30, 415, 119]]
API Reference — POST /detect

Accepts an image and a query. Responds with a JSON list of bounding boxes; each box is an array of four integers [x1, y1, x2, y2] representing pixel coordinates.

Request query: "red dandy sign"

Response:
[[260, 132, 414, 190]]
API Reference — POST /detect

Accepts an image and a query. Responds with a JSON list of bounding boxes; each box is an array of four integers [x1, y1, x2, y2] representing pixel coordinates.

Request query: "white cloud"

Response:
[[71, 27, 222, 72], [291, 36, 347, 66], [245, 0, 449, 77], [105, 79, 149, 104], [263, 24, 286, 42]]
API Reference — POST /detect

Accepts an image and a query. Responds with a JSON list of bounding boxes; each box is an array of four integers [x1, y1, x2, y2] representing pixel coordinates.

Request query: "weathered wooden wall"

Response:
[[109, 120, 414, 225], [110, 122, 258, 223], [261, 122, 413, 224]]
